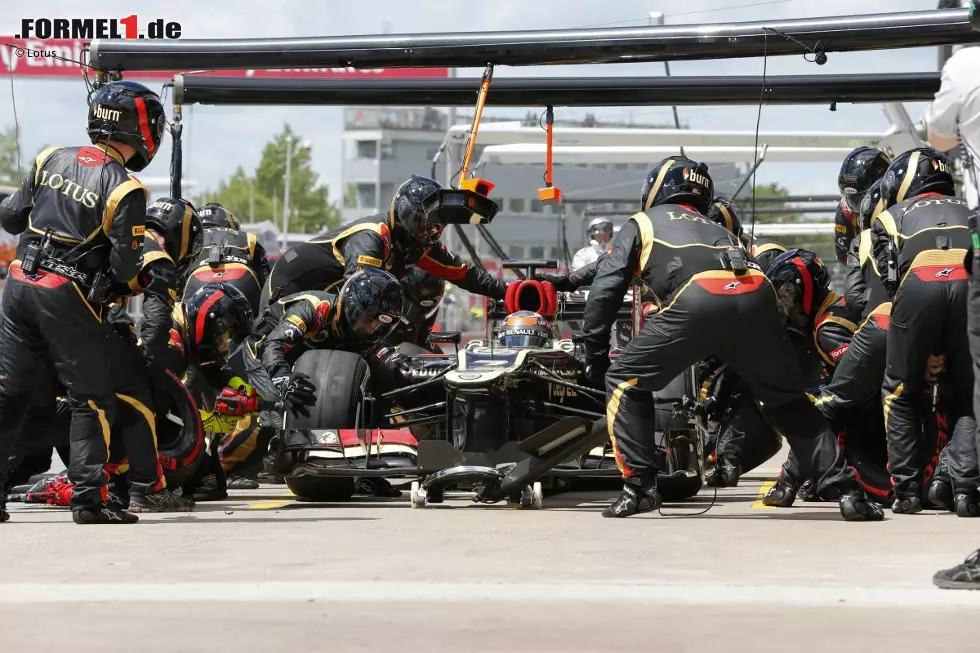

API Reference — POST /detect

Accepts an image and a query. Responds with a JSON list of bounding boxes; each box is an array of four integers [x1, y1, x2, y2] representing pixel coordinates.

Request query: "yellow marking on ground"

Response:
[[246, 490, 295, 510], [751, 481, 776, 510]]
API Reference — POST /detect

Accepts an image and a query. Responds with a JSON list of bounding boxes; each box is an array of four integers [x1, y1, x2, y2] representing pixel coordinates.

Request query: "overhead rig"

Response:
[[90, 6, 980, 72], [171, 73, 941, 108]]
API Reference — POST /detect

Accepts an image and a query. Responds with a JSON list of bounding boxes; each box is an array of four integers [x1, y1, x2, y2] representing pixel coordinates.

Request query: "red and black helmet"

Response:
[[766, 249, 831, 329], [183, 282, 253, 364], [879, 147, 956, 208], [640, 156, 714, 215], [86, 81, 166, 172]]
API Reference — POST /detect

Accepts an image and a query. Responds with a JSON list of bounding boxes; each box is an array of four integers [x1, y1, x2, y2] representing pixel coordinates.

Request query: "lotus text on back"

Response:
[[16, 17, 182, 40]]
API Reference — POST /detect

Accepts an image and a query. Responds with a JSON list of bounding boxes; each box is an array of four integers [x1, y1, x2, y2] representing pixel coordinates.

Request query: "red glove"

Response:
[[215, 387, 260, 416]]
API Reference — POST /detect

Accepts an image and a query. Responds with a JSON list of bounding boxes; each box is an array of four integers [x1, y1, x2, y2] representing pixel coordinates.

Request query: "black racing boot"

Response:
[[954, 491, 980, 518], [226, 474, 260, 490], [129, 488, 195, 513], [762, 478, 797, 507], [106, 476, 130, 511], [602, 476, 661, 518], [705, 456, 741, 488], [933, 549, 980, 590], [72, 504, 139, 524], [798, 479, 821, 502], [839, 489, 884, 522], [891, 494, 924, 514], [927, 478, 954, 512]]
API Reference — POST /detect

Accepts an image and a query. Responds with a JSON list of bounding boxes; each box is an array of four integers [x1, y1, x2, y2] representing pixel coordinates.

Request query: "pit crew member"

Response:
[[571, 218, 614, 270], [581, 156, 881, 521], [872, 148, 977, 516], [0, 81, 166, 525], [261, 176, 506, 309], [183, 203, 269, 315], [834, 146, 891, 265], [215, 268, 403, 483]]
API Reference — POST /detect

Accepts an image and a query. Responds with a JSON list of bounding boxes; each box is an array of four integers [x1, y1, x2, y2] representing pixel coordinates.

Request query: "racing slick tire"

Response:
[[284, 350, 370, 501], [653, 370, 704, 502], [154, 371, 206, 490], [289, 350, 370, 430]]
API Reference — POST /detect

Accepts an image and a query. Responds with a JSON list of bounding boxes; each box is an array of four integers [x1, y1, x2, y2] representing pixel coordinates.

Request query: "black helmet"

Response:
[[857, 179, 884, 231], [879, 147, 956, 208], [183, 282, 253, 364], [145, 197, 203, 265], [640, 156, 713, 215], [837, 146, 891, 213], [706, 197, 744, 237], [339, 267, 404, 343], [198, 203, 240, 230], [402, 267, 445, 324], [497, 311, 551, 348], [390, 175, 445, 247], [766, 249, 831, 330], [86, 81, 166, 172]]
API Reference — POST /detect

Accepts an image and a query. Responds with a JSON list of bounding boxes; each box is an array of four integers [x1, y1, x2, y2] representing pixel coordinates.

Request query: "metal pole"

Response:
[[248, 178, 255, 223], [649, 12, 684, 156], [281, 136, 293, 251]]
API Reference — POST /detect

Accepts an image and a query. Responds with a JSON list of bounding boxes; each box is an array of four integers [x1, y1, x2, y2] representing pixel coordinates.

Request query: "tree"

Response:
[[742, 182, 832, 262], [0, 126, 24, 185], [197, 166, 274, 223], [254, 124, 341, 234], [196, 124, 341, 234]]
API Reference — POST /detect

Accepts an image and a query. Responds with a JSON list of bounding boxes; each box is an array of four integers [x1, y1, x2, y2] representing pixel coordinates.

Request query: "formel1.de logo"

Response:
[[16, 16, 182, 40]]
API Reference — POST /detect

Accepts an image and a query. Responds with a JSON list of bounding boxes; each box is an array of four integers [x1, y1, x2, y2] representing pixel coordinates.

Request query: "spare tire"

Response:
[[289, 350, 370, 429], [653, 370, 704, 501], [155, 370, 205, 489]]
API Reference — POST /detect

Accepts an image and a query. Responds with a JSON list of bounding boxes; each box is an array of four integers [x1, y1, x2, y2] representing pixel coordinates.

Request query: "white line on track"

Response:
[[2, 581, 979, 607]]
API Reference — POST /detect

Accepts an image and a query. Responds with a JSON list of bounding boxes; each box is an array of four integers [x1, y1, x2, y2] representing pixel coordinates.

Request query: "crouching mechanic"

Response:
[[872, 148, 977, 517], [261, 176, 506, 309], [215, 267, 404, 484], [164, 282, 256, 498], [183, 203, 269, 315], [738, 249, 859, 492], [582, 156, 881, 521]]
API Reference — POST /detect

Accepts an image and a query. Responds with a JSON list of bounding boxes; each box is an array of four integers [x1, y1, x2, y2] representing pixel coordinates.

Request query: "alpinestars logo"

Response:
[[935, 267, 955, 278], [723, 281, 741, 291], [16, 16, 182, 40]]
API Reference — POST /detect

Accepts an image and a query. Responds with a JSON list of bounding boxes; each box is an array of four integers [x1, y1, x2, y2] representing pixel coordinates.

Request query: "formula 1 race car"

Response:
[[273, 260, 706, 507]]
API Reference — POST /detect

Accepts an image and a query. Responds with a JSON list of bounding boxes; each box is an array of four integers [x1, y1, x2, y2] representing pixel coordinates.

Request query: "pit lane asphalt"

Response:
[[3, 448, 979, 653]]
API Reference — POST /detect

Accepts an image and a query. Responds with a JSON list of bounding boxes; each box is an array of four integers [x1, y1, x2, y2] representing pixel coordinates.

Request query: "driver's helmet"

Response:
[[183, 282, 254, 364], [497, 311, 551, 348]]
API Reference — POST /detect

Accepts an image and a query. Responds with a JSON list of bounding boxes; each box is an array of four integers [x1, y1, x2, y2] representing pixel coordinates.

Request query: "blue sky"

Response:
[[0, 0, 953, 202]]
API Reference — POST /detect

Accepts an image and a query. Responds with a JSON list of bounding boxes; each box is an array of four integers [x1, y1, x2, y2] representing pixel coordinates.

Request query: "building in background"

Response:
[[340, 107, 744, 261]]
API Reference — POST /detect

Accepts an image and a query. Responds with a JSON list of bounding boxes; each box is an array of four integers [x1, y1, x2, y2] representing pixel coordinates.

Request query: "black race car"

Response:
[[275, 260, 706, 507]]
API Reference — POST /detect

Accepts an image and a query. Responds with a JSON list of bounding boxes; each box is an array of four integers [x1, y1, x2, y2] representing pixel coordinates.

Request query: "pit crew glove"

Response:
[[215, 386, 261, 417], [272, 371, 318, 418], [534, 272, 576, 293], [583, 350, 610, 389]]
